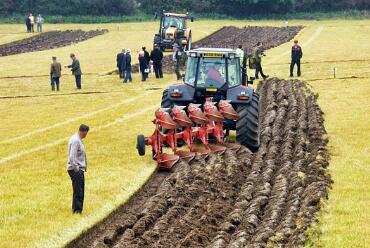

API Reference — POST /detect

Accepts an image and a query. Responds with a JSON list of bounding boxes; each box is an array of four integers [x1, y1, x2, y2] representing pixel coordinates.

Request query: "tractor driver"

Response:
[[206, 62, 225, 86]]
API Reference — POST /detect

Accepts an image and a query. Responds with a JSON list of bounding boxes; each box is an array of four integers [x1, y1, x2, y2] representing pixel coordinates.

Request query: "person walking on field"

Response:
[[25, 15, 31, 32], [36, 14, 44, 32], [253, 42, 269, 80], [50, 56, 62, 91], [122, 49, 132, 83], [116, 49, 125, 78], [138, 51, 149, 81], [290, 40, 303, 77], [172, 44, 182, 80], [150, 44, 163, 79], [29, 14, 35, 32], [66, 53, 82, 89], [67, 124, 89, 214]]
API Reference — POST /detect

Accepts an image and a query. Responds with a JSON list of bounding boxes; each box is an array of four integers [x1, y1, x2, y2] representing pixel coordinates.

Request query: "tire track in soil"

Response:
[[67, 78, 331, 248]]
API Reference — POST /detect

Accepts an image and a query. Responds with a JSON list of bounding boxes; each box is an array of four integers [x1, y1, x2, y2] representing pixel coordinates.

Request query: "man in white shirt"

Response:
[[67, 124, 89, 214]]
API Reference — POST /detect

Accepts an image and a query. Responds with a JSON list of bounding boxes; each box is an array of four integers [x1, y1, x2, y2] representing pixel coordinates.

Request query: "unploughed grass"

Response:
[[0, 20, 368, 247]]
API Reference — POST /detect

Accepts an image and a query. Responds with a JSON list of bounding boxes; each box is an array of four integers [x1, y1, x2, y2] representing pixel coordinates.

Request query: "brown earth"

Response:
[[67, 78, 331, 248], [0, 29, 108, 57], [133, 26, 302, 73]]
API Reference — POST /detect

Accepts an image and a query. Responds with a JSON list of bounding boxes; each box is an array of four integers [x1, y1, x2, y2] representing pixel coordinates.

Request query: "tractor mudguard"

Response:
[[226, 85, 254, 104], [168, 84, 195, 102]]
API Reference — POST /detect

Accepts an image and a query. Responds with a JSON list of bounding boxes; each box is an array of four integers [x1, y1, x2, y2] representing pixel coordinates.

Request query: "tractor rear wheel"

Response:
[[161, 89, 173, 108], [137, 135, 146, 156], [236, 93, 260, 152]]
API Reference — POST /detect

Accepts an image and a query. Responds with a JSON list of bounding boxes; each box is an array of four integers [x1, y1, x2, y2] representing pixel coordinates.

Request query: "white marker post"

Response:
[[333, 67, 337, 79]]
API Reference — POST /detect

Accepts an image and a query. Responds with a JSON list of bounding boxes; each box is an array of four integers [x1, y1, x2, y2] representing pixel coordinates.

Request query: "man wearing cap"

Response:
[[172, 44, 182, 80], [66, 53, 82, 89], [50, 56, 62, 91], [253, 42, 269, 80], [290, 40, 303, 77], [123, 49, 132, 83], [67, 124, 89, 214], [150, 44, 164, 79]]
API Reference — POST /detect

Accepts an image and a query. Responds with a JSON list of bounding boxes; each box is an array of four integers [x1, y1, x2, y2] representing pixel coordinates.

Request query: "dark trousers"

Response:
[[123, 69, 132, 83], [141, 72, 148, 81], [118, 67, 123, 78], [255, 62, 267, 79], [174, 63, 181, 80], [75, 75, 81, 89], [68, 170, 85, 213], [153, 62, 163, 78], [290, 60, 301, 76], [51, 77, 60, 91], [26, 24, 31, 32]]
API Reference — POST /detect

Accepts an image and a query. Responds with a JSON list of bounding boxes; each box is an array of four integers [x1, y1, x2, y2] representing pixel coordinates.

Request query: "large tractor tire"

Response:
[[236, 93, 260, 152], [161, 89, 173, 108]]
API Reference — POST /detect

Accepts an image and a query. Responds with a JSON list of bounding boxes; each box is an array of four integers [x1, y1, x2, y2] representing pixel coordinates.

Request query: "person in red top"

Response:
[[206, 63, 225, 85], [290, 40, 303, 77]]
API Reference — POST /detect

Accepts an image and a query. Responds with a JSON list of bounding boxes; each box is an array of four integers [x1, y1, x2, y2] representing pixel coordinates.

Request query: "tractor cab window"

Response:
[[197, 57, 226, 88], [184, 57, 197, 86], [163, 16, 185, 30], [227, 58, 242, 87]]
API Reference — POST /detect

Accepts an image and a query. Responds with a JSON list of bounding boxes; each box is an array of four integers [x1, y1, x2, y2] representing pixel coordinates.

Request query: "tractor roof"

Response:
[[187, 48, 240, 58], [164, 12, 189, 18]]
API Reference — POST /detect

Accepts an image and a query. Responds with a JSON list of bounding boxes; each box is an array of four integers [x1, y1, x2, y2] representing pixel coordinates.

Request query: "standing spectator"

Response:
[[67, 124, 89, 214], [29, 14, 35, 32], [253, 42, 269, 80], [25, 15, 31, 33], [116, 49, 125, 78], [50, 56, 62, 91], [150, 44, 163, 79], [172, 44, 182, 80], [142, 46, 151, 77], [123, 49, 132, 83], [36, 14, 44, 32], [290, 40, 303, 77], [138, 51, 149, 81], [66, 53, 82, 89]]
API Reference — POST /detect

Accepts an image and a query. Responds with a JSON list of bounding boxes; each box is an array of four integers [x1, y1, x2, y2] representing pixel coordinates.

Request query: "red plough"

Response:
[[137, 99, 241, 169]]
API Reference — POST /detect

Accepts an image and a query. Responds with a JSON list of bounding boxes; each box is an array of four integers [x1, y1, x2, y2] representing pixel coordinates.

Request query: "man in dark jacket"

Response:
[[253, 42, 269, 80], [142, 47, 151, 77], [25, 15, 31, 33], [150, 44, 163, 79], [290, 40, 303, 77], [116, 49, 125, 78], [66, 53, 82, 89], [122, 49, 132, 83], [50, 56, 62, 91]]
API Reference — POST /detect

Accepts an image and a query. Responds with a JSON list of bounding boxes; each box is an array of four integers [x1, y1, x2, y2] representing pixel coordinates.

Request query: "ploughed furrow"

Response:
[[67, 78, 331, 248], [0, 29, 108, 57]]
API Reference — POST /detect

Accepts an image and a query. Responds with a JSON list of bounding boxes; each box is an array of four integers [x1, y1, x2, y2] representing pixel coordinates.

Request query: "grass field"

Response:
[[0, 20, 369, 248]]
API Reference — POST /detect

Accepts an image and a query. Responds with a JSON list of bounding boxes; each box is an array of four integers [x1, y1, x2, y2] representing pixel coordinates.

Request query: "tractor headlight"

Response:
[[189, 52, 197, 58], [171, 88, 183, 98], [229, 53, 235, 59], [237, 91, 249, 100]]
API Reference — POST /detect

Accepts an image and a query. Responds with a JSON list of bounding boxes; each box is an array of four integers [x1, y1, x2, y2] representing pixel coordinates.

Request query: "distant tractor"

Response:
[[137, 48, 260, 169], [154, 11, 194, 51]]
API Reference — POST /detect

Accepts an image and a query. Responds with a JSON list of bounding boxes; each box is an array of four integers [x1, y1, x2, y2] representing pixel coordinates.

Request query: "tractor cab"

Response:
[[168, 48, 252, 105], [154, 12, 193, 51]]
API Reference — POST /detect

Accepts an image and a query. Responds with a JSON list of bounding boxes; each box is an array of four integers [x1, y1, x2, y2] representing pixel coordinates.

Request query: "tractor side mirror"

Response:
[[191, 17, 194, 22]]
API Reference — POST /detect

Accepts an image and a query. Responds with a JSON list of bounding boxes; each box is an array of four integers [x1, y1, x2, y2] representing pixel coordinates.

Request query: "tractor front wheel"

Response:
[[236, 93, 260, 152], [137, 135, 146, 156]]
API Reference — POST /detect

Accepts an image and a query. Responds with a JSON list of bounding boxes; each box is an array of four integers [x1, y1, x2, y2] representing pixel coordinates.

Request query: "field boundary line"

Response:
[[0, 105, 157, 165], [265, 26, 324, 65], [0, 91, 154, 145]]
